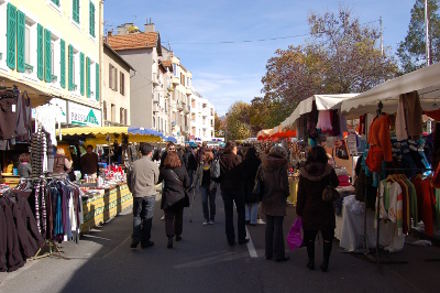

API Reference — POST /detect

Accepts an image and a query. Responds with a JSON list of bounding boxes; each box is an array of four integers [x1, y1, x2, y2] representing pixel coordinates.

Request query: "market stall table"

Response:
[[80, 183, 133, 233]]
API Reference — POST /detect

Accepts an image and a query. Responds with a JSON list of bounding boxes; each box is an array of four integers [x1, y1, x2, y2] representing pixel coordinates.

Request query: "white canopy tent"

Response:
[[280, 94, 359, 129], [341, 63, 440, 118]]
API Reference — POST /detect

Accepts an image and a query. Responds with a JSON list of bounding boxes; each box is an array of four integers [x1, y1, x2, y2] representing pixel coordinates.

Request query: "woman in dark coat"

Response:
[[296, 146, 338, 272], [159, 151, 190, 249], [256, 145, 289, 262], [242, 146, 261, 225]]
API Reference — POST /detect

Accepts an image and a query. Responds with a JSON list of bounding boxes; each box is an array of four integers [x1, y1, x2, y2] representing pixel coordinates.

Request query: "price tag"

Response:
[[12, 104, 16, 113]]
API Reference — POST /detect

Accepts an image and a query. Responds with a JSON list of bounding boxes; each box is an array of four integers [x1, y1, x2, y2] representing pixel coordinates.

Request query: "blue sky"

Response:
[[104, 0, 415, 114]]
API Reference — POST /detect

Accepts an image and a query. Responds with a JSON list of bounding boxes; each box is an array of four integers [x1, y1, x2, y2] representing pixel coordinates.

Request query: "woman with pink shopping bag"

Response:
[[287, 217, 303, 251], [296, 146, 339, 272]]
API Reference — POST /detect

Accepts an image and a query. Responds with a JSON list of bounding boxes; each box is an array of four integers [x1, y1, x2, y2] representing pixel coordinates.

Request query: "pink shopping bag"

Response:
[[287, 217, 303, 251]]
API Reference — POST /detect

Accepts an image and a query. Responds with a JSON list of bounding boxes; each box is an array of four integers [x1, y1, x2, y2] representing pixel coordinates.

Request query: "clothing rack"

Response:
[[366, 167, 432, 265]]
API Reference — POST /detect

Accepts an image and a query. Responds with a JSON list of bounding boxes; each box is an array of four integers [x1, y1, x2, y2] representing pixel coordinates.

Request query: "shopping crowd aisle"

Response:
[[1, 189, 439, 293]]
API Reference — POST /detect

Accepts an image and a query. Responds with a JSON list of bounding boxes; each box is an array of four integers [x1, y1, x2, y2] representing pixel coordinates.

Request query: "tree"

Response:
[[214, 113, 225, 137], [397, 0, 440, 73], [225, 102, 252, 141], [262, 8, 397, 107]]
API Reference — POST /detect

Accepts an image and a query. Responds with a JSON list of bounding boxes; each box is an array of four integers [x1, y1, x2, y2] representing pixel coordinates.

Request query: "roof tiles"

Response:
[[108, 32, 158, 51]]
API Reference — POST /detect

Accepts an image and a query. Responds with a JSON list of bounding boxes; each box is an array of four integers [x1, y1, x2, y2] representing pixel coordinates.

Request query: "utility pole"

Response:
[[425, 0, 432, 66], [379, 16, 384, 56]]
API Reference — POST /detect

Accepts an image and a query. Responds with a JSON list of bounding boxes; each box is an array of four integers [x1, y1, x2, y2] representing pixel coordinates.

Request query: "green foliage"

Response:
[[397, 0, 440, 73]]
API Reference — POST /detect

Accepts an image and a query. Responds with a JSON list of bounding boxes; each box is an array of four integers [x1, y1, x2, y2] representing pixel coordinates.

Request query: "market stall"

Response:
[[56, 126, 164, 233], [335, 63, 440, 255]]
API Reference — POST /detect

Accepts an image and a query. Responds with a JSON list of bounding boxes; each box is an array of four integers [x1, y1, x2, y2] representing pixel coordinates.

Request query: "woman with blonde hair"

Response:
[[53, 147, 73, 174]]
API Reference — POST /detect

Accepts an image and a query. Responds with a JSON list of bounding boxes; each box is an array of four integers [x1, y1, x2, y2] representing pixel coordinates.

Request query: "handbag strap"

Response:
[[169, 169, 184, 187]]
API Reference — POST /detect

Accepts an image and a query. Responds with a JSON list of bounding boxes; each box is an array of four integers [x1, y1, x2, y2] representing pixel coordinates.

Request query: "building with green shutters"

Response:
[[0, 0, 102, 126]]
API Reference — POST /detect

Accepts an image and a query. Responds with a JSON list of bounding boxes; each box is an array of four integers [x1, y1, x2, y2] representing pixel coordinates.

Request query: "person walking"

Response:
[[129, 143, 159, 249], [220, 142, 248, 246], [242, 146, 261, 226], [296, 146, 339, 272], [256, 145, 289, 262], [197, 151, 217, 225], [159, 151, 190, 249]]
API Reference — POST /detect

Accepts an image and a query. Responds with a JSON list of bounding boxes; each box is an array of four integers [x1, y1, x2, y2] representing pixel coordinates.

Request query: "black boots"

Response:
[[321, 241, 332, 272], [306, 240, 315, 270], [167, 237, 173, 249]]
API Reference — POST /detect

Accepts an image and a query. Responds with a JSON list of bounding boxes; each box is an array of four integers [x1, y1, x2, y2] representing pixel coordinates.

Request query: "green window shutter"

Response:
[[68, 44, 73, 90], [95, 63, 100, 101], [89, 2, 95, 37], [86, 57, 91, 98], [16, 10, 25, 72], [73, 0, 79, 23], [52, 0, 60, 6], [44, 29, 52, 82], [37, 24, 44, 80], [80, 52, 84, 95], [6, 3, 17, 70], [60, 39, 66, 88]]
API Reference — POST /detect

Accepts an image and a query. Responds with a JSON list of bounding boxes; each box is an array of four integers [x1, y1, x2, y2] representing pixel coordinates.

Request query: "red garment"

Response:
[[424, 109, 440, 121], [413, 177, 435, 237], [366, 114, 392, 172]]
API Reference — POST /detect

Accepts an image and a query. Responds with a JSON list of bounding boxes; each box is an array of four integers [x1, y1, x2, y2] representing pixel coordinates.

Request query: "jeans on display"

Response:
[[201, 186, 216, 221], [222, 192, 246, 244], [265, 215, 285, 260], [132, 196, 155, 245], [245, 203, 259, 225]]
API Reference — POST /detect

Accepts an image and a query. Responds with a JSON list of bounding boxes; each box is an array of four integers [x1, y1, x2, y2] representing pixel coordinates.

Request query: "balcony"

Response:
[[186, 87, 192, 96], [172, 76, 180, 85]]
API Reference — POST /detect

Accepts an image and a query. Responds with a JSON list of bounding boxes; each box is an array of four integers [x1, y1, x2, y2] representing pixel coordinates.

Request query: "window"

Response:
[[172, 64, 177, 77], [124, 109, 128, 125], [103, 101, 107, 121], [180, 73, 185, 86], [24, 25, 30, 65], [51, 0, 60, 6], [89, 2, 95, 37], [111, 103, 115, 122], [120, 72, 125, 95], [120, 108, 124, 124], [109, 63, 117, 91], [72, 0, 80, 23]]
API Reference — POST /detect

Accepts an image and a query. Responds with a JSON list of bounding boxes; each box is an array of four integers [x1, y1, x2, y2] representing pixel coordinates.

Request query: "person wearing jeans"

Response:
[[128, 143, 159, 249], [132, 196, 155, 247], [242, 146, 261, 225], [198, 151, 217, 225]]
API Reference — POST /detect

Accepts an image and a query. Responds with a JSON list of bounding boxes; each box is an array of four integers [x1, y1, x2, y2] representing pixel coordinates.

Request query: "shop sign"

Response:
[[68, 101, 101, 127]]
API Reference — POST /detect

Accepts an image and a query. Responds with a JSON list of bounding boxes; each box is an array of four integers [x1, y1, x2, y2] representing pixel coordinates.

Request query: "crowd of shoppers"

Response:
[[127, 140, 338, 271]]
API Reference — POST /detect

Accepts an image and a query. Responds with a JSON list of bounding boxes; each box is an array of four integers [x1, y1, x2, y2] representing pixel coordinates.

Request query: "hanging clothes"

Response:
[[395, 96, 408, 141], [366, 114, 393, 172], [402, 91, 423, 138], [316, 110, 333, 133]]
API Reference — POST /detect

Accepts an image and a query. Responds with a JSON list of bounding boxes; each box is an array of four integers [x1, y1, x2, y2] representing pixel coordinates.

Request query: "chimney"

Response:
[[144, 18, 155, 33], [108, 31, 112, 37]]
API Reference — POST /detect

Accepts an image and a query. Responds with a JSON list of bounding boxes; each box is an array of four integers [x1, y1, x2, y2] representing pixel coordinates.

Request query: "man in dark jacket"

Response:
[[219, 141, 248, 246]]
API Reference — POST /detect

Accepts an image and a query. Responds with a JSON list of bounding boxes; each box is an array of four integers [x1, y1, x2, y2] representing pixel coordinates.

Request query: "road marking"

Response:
[[102, 235, 131, 259], [82, 234, 112, 241], [245, 227, 258, 258]]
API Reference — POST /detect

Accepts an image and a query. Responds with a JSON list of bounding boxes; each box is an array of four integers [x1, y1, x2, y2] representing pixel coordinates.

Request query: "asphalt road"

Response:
[[1, 190, 439, 293]]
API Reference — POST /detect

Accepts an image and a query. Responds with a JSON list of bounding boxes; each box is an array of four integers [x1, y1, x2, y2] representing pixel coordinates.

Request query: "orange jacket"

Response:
[[368, 114, 392, 162]]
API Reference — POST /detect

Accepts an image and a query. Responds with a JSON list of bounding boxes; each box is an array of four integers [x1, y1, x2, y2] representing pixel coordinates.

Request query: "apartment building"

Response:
[[0, 0, 102, 126], [189, 91, 215, 142], [102, 42, 133, 126], [107, 21, 168, 132]]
